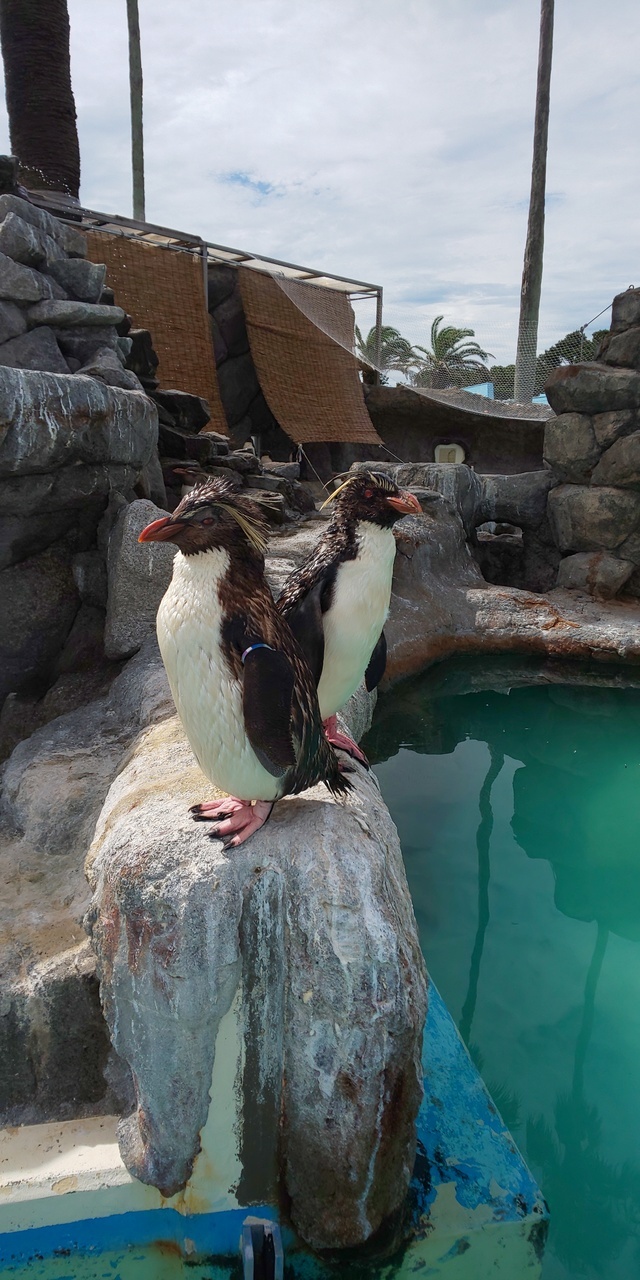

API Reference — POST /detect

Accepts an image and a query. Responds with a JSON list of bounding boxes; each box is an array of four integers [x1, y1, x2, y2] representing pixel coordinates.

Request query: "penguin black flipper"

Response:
[[285, 580, 326, 686], [242, 646, 297, 776], [365, 630, 387, 692]]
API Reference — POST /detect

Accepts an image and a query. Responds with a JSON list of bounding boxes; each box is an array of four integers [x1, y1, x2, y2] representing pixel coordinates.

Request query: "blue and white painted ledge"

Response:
[[0, 981, 548, 1278]]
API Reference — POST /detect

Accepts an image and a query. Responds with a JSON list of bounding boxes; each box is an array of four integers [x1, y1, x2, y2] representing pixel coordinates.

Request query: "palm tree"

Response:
[[355, 324, 417, 384], [127, 0, 145, 221], [0, 0, 80, 199], [513, 0, 555, 402], [410, 317, 493, 390]]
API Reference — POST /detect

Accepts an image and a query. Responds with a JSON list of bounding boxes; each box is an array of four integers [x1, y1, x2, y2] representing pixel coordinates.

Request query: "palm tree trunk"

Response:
[[127, 0, 145, 222], [0, 0, 80, 199], [513, 0, 554, 403]]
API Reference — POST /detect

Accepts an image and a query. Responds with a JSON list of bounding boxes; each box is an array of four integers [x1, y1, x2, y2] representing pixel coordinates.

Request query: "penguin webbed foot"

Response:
[[190, 797, 274, 848], [323, 716, 370, 769]]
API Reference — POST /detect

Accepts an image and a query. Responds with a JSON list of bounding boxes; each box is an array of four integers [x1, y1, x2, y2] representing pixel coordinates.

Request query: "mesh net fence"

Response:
[[85, 230, 229, 433]]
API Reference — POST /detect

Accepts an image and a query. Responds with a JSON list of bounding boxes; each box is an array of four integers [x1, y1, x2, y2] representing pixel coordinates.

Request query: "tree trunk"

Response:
[[0, 0, 80, 198], [127, 0, 145, 222], [514, 0, 554, 404]]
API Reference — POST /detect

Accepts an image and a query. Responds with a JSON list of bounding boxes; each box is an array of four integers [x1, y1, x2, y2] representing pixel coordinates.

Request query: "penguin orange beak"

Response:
[[386, 489, 422, 515], [138, 516, 187, 543]]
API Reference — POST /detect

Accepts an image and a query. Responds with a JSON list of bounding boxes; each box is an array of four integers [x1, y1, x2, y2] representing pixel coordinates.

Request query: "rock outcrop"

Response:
[[0, 367, 158, 698], [85, 707, 426, 1248]]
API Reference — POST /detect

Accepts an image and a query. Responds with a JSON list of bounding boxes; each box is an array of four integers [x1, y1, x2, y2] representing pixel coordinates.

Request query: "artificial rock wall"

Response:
[[544, 287, 640, 599]]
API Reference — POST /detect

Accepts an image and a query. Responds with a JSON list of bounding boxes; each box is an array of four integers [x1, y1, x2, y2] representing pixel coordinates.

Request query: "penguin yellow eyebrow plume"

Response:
[[214, 503, 269, 554]]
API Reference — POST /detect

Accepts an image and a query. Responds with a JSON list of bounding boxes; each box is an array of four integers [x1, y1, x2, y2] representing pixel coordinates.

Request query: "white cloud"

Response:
[[0, 0, 637, 362]]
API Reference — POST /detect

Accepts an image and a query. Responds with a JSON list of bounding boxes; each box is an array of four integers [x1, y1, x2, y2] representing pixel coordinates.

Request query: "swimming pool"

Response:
[[363, 657, 640, 1280]]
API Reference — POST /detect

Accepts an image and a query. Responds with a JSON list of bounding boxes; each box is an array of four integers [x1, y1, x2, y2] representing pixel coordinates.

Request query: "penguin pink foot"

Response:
[[190, 797, 274, 848], [323, 715, 369, 768]]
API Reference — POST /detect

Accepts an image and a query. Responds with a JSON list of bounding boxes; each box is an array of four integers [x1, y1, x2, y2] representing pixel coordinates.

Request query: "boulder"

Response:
[[0, 251, 53, 303], [150, 388, 210, 433], [611, 287, 640, 334], [53, 325, 120, 362], [545, 363, 640, 416], [599, 326, 640, 371], [225, 450, 261, 474], [0, 194, 87, 257], [262, 459, 300, 480], [591, 430, 640, 488], [47, 258, 106, 304], [217, 352, 260, 426], [212, 285, 249, 357], [556, 552, 635, 600], [0, 325, 68, 374], [479, 470, 556, 529], [27, 300, 125, 329], [208, 312, 227, 365], [104, 499, 177, 660], [85, 714, 426, 1247], [0, 542, 79, 698], [157, 423, 220, 465], [207, 263, 237, 311], [0, 367, 157, 477], [125, 328, 159, 386], [547, 485, 640, 552], [0, 462, 139, 569], [618, 529, 640, 566], [0, 300, 26, 344], [543, 412, 601, 481], [72, 549, 108, 609], [592, 409, 637, 449], [0, 212, 63, 269], [78, 345, 143, 392], [245, 472, 289, 494]]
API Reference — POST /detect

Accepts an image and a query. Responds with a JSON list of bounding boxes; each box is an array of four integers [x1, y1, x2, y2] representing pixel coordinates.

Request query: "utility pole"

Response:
[[514, 0, 554, 403], [126, 0, 145, 221]]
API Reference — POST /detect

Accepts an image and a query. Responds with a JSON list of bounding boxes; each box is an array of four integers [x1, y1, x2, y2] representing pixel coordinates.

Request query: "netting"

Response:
[[84, 230, 229, 433], [349, 307, 614, 417], [239, 269, 382, 445]]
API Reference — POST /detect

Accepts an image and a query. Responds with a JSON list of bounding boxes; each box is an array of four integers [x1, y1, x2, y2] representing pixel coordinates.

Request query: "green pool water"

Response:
[[362, 657, 640, 1280]]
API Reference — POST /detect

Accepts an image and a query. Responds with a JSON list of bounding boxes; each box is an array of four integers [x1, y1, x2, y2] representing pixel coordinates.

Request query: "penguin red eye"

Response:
[[364, 488, 373, 499], [201, 517, 216, 526]]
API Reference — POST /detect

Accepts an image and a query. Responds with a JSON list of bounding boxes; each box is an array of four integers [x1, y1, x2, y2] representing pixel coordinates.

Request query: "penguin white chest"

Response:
[[156, 550, 281, 802], [317, 521, 396, 719]]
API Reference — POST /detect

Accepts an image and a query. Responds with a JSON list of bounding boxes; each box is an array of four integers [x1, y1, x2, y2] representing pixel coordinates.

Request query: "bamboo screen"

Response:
[[84, 231, 228, 433], [239, 270, 381, 445]]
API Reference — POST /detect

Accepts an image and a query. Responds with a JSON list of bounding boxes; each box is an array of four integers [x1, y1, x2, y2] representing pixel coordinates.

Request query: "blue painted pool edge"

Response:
[[0, 977, 549, 1272]]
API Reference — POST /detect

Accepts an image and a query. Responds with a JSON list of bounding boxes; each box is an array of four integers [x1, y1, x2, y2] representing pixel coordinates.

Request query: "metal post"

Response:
[[374, 287, 383, 386]]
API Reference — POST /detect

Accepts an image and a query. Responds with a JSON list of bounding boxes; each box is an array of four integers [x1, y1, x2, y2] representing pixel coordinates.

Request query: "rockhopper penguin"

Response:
[[138, 478, 351, 846], [277, 470, 422, 764]]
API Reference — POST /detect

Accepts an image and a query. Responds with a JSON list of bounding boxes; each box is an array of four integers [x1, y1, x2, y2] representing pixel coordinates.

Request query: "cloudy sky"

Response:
[[0, 0, 637, 363]]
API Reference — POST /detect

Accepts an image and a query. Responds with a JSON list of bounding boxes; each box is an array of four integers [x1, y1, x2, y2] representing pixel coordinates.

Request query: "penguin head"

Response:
[[138, 478, 269, 558], [322, 470, 422, 528]]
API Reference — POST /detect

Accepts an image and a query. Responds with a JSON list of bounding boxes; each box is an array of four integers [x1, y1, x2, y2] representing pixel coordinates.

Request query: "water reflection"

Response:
[[363, 666, 640, 1279]]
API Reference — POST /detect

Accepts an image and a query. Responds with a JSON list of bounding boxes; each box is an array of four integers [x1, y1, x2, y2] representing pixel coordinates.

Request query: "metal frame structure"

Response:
[[52, 205, 384, 372]]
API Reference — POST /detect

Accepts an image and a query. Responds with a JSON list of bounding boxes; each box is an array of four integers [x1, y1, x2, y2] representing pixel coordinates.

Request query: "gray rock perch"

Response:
[[85, 697, 427, 1251]]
